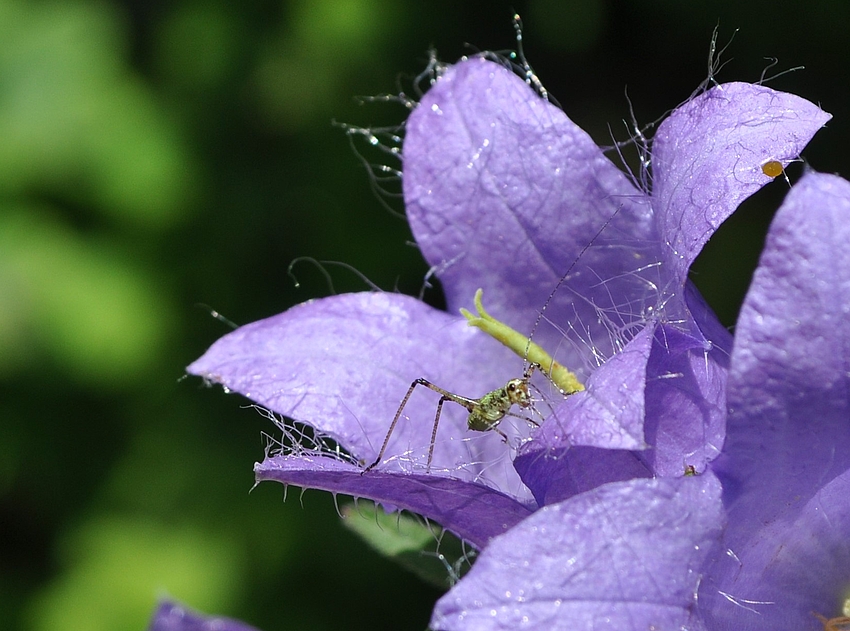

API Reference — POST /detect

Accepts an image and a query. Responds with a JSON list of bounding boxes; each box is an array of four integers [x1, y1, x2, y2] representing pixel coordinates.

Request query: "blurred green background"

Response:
[[0, 0, 844, 629]]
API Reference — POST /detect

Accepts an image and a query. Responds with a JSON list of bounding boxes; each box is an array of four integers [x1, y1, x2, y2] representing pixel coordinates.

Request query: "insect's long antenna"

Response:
[[522, 207, 623, 367]]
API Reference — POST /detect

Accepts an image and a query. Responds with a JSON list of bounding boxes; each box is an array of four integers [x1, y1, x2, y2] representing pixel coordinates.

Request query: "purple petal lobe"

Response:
[[550, 320, 655, 449], [512, 322, 654, 503], [513, 446, 652, 506], [642, 316, 729, 477], [715, 172, 850, 530], [704, 173, 850, 628], [188, 292, 533, 501], [703, 470, 850, 631], [148, 601, 262, 631], [404, 57, 648, 314], [404, 57, 664, 389], [653, 82, 831, 274], [431, 475, 724, 631], [255, 455, 534, 548]]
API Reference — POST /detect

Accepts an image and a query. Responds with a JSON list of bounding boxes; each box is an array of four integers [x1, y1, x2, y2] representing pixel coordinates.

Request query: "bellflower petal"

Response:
[[405, 57, 653, 325], [189, 292, 538, 511], [701, 173, 850, 629], [653, 82, 832, 275], [255, 456, 533, 548], [527, 321, 655, 451], [431, 475, 724, 631], [148, 601, 262, 631], [189, 292, 481, 474], [642, 304, 729, 477], [513, 446, 652, 507], [627, 82, 827, 476], [512, 323, 656, 506]]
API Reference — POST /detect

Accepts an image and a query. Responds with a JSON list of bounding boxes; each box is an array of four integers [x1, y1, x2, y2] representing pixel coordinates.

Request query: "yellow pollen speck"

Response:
[[762, 160, 784, 178]]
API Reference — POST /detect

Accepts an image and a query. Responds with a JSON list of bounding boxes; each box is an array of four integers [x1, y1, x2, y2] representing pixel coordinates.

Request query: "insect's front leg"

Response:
[[504, 411, 540, 427]]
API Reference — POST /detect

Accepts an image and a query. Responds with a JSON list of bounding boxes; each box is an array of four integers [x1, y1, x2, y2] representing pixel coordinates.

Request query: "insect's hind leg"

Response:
[[364, 378, 430, 473], [415, 383, 483, 472], [426, 396, 448, 473], [365, 377, 472, 473]]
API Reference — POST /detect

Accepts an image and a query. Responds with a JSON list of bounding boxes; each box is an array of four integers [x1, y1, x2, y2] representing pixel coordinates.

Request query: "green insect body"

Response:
[[364, 367, 539, 473], [466, 377, 532, 432]]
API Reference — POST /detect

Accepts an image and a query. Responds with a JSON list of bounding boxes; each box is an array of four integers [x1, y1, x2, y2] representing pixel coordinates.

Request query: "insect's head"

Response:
[[505, 378, 531, 408]]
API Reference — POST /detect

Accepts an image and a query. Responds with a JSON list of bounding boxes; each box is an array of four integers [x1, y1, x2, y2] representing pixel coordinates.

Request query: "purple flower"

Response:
[[431, 172, 850, 631], [188, 56, 828, 548], [148, 601, 262, 631]]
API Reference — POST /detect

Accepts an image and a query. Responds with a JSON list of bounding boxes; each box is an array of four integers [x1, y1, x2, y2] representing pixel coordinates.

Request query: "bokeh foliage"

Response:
[[0, 1, 845, 629]]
